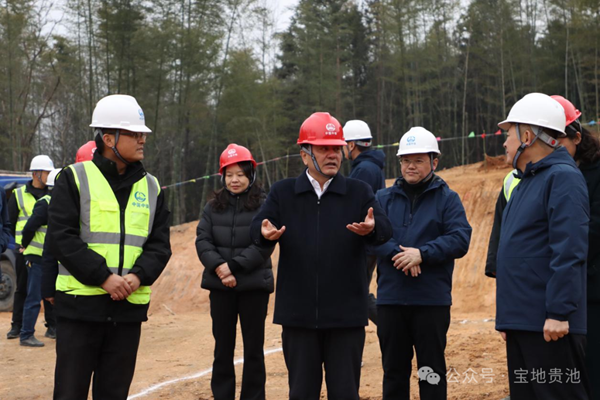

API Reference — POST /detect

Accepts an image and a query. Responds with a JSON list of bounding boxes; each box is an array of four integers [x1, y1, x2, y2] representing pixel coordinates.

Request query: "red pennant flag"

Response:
[[436, 137, 441, 141], [495, 129, 502, 135], [481, 133, 486, 138]]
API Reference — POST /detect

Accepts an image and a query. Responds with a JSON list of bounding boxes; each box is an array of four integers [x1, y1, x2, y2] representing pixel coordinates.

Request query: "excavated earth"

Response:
[[0, 157, 513, 399]]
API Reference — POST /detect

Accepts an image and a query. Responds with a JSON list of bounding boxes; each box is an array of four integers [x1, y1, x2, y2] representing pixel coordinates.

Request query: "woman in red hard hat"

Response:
[[195, 143, 274, 400]]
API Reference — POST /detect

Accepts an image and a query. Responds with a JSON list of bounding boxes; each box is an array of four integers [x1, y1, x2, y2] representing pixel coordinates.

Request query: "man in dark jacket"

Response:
[[6, 156, 52, 339], [47, 94, 172, 399], [496, 93, 590, 399], [372, 126, 472, 400], [343, 119, 386, 325], [19, 168, 60, 346], [251, 112, 392, 400]]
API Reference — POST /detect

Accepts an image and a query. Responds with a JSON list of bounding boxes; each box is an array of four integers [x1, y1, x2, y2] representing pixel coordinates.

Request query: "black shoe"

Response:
[[6, 325, 21, 339], [45, 327, 56, 339], [20, 336, 45, 347]]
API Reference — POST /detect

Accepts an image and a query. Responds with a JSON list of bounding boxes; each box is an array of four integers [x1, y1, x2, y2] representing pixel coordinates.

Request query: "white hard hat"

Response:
[[397, 127, 440, 157], [343, 120, 373, 142], [498, 93, 566, 135], [90, 94, 151, 133], [29, 155, 55, 171], [46, 168, 61, 186]]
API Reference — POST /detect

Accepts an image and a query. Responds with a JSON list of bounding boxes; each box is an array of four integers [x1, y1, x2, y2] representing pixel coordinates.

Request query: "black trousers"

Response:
[[10, 251, 26, 327], [506, 329, 590, 400], [377, 305, 451, 400], [589, 303, 600, 400], [11, 253, 56, 330], [209, 290, 270, 400], [282, 325, 365, 400], [53, 317, 141, 400]]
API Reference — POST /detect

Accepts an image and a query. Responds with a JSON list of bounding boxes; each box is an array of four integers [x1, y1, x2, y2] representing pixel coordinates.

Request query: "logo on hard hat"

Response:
[[407, 136, 416, 145], [138, 109, 145, 121], [326, 123, 336, 131], [134, 192, 147, 202], [228, 149, 236, 155]]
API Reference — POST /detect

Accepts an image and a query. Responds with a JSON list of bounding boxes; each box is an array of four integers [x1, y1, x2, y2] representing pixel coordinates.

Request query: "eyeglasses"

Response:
[[399, 158, 427, 166], [119, 131, 147, 141]]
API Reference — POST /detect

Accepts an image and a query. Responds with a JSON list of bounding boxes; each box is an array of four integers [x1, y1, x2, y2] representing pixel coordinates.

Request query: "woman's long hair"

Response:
[[209, 161, 263, 212], [567, 122, 600, 166]]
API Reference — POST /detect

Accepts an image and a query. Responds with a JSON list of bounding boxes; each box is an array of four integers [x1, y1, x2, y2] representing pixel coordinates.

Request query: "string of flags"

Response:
[[161, 132, 509, 189], [159, 122, 592, 189]]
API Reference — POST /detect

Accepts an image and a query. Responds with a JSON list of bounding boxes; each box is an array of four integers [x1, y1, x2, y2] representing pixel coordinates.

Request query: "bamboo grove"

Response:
[[1, 0, 599, 224]]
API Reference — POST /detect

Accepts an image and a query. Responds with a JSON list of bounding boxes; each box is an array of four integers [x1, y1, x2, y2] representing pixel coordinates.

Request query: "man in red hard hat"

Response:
[[76, 141, 97, 163], [251, 112, 393, 399]]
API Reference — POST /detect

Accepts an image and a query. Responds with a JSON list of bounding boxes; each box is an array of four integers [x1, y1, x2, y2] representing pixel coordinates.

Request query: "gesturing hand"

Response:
[[346, 207, 375, 236], [261, 219, 286, 241]]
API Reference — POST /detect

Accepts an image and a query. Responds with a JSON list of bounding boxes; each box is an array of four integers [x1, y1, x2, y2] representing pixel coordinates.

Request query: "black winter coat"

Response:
[[196, 191, 274, 293], [250, 171, 393, 329], [581, 159, 600, 304]]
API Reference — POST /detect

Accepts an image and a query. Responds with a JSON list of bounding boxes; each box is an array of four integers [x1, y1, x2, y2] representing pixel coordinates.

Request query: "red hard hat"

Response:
[[219, 144, 257, 174], [297, 112, 347, 146], [551, 95, 582, 126], [76, 141, 97, 163]]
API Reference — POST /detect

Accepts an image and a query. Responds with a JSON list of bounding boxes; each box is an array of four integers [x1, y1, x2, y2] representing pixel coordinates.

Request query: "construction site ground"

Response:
[[0, 157, 512, 399]]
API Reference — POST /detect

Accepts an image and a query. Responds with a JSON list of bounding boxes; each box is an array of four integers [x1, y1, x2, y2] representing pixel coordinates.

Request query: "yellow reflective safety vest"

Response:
[[56, 161, 160, 305], [503, 169, 521, 202], [23, 195, 50, 257], [14, 185, 37, 247]]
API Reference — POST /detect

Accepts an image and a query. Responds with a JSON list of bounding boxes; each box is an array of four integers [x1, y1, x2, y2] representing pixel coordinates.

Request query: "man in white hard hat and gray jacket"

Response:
[[496, 93, 590, 399], [48, 94, 172, 399]]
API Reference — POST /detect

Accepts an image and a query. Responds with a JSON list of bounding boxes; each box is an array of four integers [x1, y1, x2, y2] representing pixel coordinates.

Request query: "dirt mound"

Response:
[[478, 154, 508, 171]]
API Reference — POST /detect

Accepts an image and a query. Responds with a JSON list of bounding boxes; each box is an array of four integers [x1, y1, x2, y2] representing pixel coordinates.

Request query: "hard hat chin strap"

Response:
[[424, 153, 435, 182], [301, 145, 337, 179], [96, 129, 131, 166], [512, 123, 560, 170]]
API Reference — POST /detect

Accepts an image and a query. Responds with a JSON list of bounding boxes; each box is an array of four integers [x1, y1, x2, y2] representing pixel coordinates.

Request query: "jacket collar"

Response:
[[390, 174, 445, 194], [517, 147, 577, 179], [295, 168, 347, 196]]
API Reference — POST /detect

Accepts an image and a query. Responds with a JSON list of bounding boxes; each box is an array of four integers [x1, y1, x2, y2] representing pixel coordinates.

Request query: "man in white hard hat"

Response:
[[343, 119, 386, 325], [47, 94, 172, 399], [496, 93, 590, 399], [6, 155, 53, 341], [372, 127, 471, 399], [19, 168, 61, 346]]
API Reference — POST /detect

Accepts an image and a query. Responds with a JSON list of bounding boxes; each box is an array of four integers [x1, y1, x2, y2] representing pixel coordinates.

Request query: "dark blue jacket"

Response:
[[372, 175, 472, 306], [496, 148, 589, 334], [349, 150, 386, 194], [250, 171, 393, 329], [0, 188, 10, 253]]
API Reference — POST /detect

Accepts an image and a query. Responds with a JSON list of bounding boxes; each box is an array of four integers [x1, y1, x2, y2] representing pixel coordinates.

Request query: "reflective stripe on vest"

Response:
[[503, 170, 521, 202], [56, 161, 160, 305], [14, 186, 36, 246], [23, 195, 50, 257]]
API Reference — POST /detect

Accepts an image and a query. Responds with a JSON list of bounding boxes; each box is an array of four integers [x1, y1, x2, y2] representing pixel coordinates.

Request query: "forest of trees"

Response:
[[1, 0, 599, 224]]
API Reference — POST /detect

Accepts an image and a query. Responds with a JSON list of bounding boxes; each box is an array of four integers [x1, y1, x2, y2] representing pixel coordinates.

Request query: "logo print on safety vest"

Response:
[[134, 191, 147, 202]]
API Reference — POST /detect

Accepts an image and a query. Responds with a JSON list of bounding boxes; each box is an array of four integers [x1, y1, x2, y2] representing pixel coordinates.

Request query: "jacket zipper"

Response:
[[231, 196, 239, 259], [118, 208, 125, 276], [315, 196, 320, 328]]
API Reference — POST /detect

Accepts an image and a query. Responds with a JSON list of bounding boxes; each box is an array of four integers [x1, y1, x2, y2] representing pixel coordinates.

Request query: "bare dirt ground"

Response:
[[0, 157, 513, 399]]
